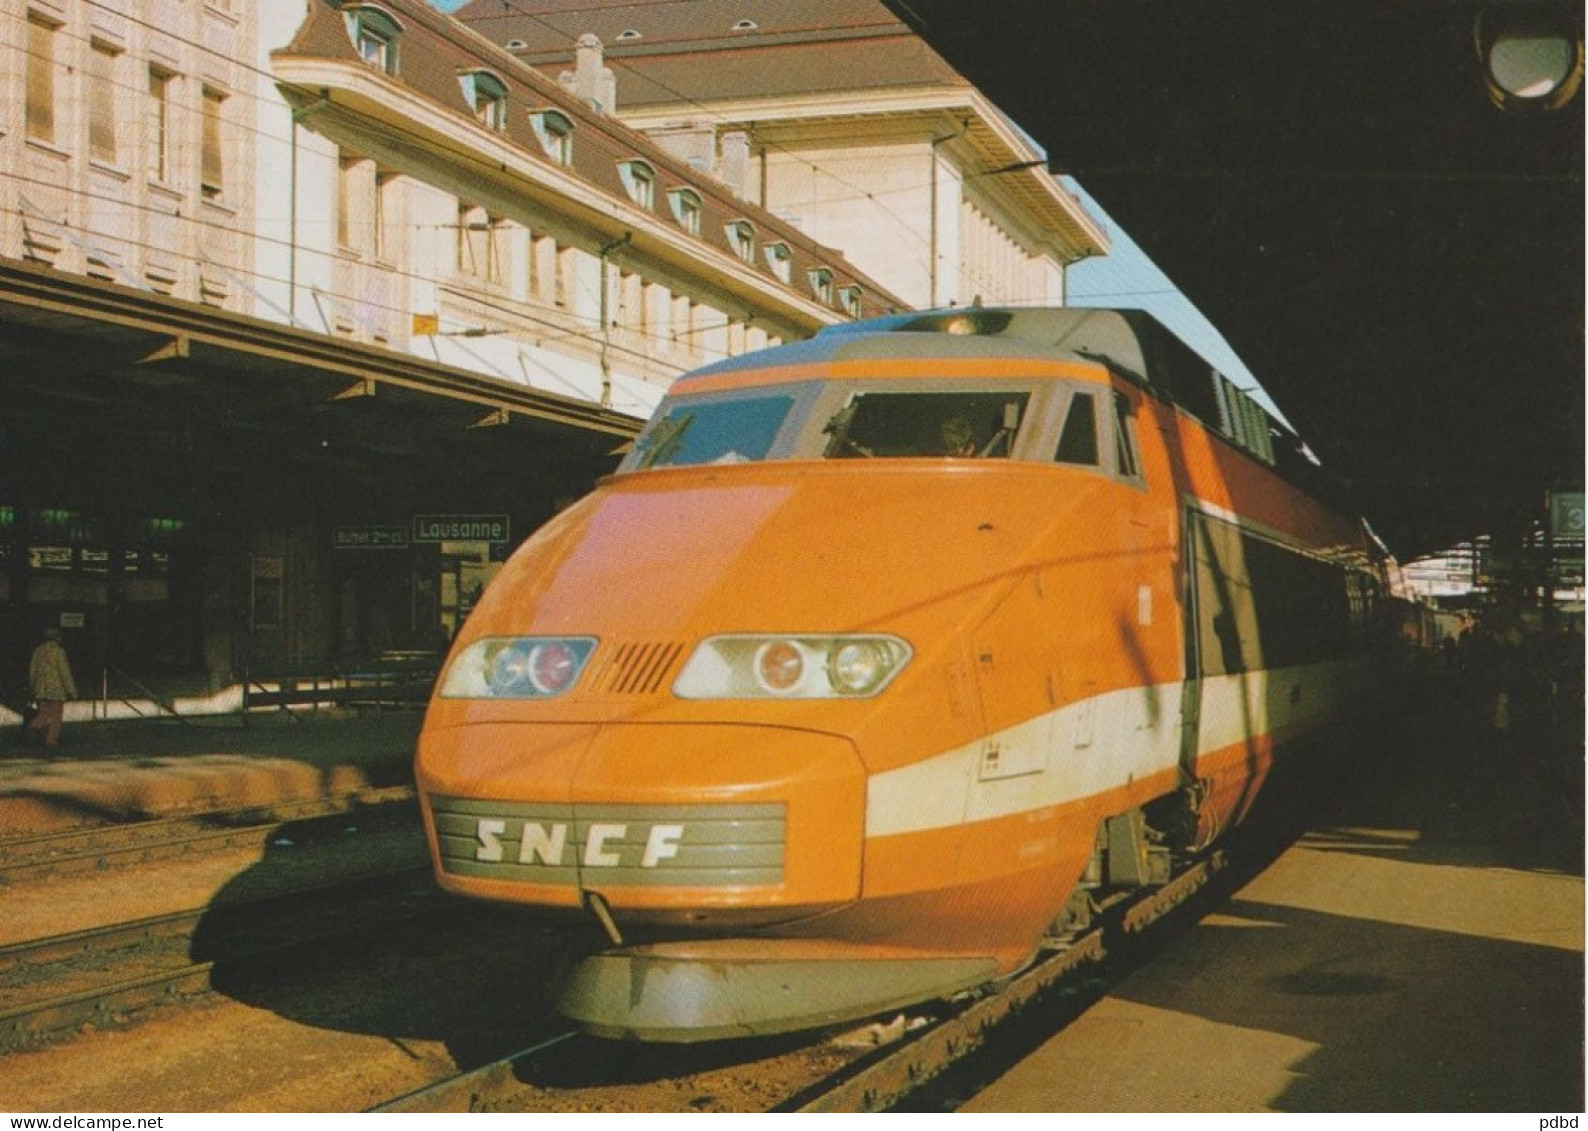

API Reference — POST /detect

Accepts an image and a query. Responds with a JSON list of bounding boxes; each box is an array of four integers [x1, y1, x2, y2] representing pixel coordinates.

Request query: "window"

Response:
[[25, 15, 57, 144], [668, 188, 702, 235], [629, 394, 797, 470], [1054, 391, 1099, 465], [764, 242, 791, 283], [200, 87, 227, 201], [670, 294, 692, 353], [337, 155, 355, 248], [529, 235, 556, 302], [530, 110, 574, 165], [808, 267, 835, 305], [374, 170, 396, 262], [89, 42, 121, 165], [1112, 391, 1141, 479], [823, 391, 1030, 459], [459, 71, 508, 130], [616, 271, 642, 332], [338, 154, 381, 254], [726, 220, 755, 262], [344, 6, 401, 75], [555, 245, 577, 308], [1214, 375, 1275, 464], [457, 204, 502, 284], [838, 285, 863, 318], [1190, 513, 1356, 677], [617, 160, 656, 208], [147, 68, 172, 183]]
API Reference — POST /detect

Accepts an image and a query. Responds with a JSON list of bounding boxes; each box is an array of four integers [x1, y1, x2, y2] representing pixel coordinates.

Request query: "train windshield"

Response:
[[822, 391, 1030, 459], [629, 393, 796, 470]]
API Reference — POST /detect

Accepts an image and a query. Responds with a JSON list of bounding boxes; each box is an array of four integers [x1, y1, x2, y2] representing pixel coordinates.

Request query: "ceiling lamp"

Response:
[[1475, 3, 1584, 111]]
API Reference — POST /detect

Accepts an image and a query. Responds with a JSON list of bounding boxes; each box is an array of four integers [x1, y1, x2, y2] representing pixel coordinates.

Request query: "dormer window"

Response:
[[617, 160, 656, 209], [764, 242, 792, 283], [343, 5, 401, 76], [726, 220, 755, 263], [530, 110, 574, 165], [808, 266, 835, 305], [667, 188, 702, 235], [838, 284, 863, 318], [460, 71, 508, 131], [616, 29, 642, 41]]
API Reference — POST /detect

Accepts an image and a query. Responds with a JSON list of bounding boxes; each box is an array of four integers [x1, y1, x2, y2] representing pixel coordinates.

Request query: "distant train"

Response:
[[414, 308, 1386, 1041]]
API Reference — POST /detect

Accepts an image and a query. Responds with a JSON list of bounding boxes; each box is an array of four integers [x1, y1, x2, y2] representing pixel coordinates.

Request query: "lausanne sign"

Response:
[[412, 514, 511, 543]]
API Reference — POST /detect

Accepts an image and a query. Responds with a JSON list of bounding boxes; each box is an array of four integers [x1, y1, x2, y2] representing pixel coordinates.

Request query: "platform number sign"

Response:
[[1551, 493, 1584, 540]]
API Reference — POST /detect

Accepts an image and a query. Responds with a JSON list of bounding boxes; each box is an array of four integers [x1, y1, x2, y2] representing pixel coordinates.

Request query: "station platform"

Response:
[[0, 708, 423, 838], [963, 666, 1585, 1113]]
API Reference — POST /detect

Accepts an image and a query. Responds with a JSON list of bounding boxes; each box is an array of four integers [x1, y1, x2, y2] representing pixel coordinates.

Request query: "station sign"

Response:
[[1550, 492, 1584, 540], [334, 526, 410, 551], [412, 514, 511, 544]]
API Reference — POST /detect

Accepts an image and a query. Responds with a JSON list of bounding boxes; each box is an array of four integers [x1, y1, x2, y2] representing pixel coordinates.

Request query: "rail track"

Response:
[[0, 863, 449, 1052], [367, 846, 1240, 1113], [0, 785, 416, 883], [1, 779, 1301, 1110]]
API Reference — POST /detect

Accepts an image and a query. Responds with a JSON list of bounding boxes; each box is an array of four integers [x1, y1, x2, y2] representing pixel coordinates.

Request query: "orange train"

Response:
[[415, 308, 1385, 1041]]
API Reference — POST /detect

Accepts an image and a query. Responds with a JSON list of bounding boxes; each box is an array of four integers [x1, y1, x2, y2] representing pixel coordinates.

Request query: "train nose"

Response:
[[418, 721, 867, 925]]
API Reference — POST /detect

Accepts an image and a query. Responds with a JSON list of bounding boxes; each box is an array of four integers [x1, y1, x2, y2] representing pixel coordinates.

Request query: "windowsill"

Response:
[[201, 0, 240, 27], [87, 158, 131, 183], [147, 181, 183, 205], [23, 136, 71, 163], [199, 194, 237, 218]]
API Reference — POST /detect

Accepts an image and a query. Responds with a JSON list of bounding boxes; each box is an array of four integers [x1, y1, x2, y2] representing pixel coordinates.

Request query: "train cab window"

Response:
[[822, 391, 1029, 459], [1054, 391, 1099, 466], [629, 393, 794, 469], [1112, 391, 1143, 480]]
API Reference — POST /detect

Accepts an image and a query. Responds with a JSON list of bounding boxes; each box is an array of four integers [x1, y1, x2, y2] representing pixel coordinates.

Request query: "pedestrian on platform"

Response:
[[27, 627, 76, 749]]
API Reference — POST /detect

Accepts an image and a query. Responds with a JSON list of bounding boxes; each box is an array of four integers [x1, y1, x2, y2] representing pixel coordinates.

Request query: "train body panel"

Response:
[[414, 308, 1384, 1040]]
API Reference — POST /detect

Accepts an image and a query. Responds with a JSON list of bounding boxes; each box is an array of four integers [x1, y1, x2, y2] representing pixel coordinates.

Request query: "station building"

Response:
[[0, 0, 1103, 716], [456, 0, 1107, 311]]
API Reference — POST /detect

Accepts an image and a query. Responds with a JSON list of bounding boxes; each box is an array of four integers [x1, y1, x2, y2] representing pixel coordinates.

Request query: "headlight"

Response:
[[674, 635, 911, 699], [438, 637, 597, 699]]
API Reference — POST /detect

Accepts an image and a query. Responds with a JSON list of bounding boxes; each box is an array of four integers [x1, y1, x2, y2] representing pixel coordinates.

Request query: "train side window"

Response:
[[1112, 391, 1142, 480], [1190, 513, 1260, 677], [822, 391, 1029, 459], [1054, 391, 1099, 466]]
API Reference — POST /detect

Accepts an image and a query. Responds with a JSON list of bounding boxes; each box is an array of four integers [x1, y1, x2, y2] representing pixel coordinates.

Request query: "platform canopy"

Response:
[[886, 0, 1584, 559]]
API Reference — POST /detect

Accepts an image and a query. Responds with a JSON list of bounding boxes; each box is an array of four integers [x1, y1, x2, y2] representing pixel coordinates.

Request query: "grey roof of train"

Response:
[[677, 308, 1200, 399], [670, 306, 1346, 508]]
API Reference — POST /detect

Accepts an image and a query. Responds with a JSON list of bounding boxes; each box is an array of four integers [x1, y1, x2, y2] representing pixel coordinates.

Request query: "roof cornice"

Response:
[[270, 56, 894, 327], [621, 86, 1109, 259]]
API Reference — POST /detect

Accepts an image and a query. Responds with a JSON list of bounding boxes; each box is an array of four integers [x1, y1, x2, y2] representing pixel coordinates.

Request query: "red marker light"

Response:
[[528, 641, 579, 694], [755, 640, 804, 694]]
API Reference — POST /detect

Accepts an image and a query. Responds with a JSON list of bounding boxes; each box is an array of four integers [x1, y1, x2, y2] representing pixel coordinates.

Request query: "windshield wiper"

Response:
[[636, 412, 694, 469]]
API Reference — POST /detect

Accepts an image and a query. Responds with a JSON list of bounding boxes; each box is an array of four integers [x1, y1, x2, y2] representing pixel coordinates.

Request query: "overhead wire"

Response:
[[478, 0, 1087, 305], [1, 0, 1169, 415]]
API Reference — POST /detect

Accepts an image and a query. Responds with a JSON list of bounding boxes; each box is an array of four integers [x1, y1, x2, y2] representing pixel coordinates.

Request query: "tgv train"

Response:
[[415, 308, 1384, 1041]]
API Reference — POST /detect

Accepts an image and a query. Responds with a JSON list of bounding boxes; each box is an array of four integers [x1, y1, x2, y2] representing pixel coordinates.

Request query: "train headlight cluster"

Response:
[[438, 637, 597, 698], [674, 635, 912, 699]]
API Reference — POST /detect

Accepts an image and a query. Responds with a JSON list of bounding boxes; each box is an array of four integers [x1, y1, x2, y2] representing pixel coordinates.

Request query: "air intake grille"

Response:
[[588, 641, 686, 695]]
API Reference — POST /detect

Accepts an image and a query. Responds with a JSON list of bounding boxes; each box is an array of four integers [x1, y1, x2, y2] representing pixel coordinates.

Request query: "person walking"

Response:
[[27, 627, 76, 749]]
